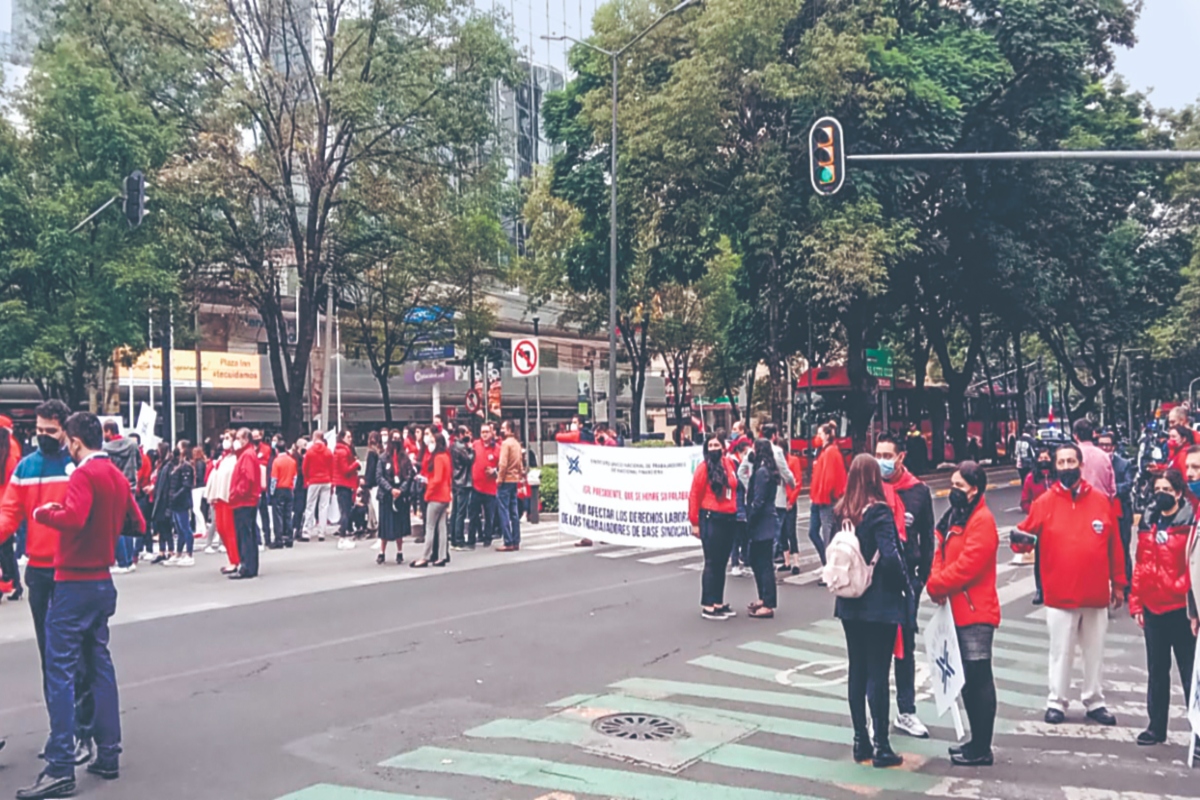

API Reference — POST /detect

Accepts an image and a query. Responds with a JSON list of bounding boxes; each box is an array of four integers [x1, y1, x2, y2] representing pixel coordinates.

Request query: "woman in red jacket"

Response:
[[926, 461, 1000, 767], [412, 433, 452, 568], [688, 434, 739, 621], [1130, 468, 1198, 748], [1019, 447, 1054, 605]]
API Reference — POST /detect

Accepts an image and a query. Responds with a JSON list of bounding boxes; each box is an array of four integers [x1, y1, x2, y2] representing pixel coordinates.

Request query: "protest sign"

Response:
[[556, 443, 701, 549], [923, 602, 966, 738]]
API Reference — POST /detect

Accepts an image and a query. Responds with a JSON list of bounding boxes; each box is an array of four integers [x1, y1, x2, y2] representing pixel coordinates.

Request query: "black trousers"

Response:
[[233, 507, 259, 578], [1143, 607, 1196, 738], [26, 566, 94, 742], [271, 488, 294, 546], [748, 539, 778, 609], [780, 505, 798, 555], [894, 617, 919, 715], [699, 510, 736, 607], [842, 619, 897, 746], [257, 492, 271, 544], [292, 486, 307, 536], [336, 486, 354, 536], [962, 658, 997, 755], [0, 537, 22, 593], [469, 490, 497, 546]]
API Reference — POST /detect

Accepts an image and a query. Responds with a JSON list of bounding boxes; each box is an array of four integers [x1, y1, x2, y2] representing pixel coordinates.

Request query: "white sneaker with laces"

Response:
[[729, 565, 744, 577], [336, 537, 355, 550], [204, 545, 219, 555], [110, 566, 128, 575], [894, 713, 930, 739], [164, 556, 180, 566], [176, 555, 195, 567]]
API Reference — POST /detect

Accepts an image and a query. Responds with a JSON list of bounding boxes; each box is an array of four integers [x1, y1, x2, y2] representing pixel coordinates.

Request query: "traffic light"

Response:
[[809, 117, 845, 196], [124, 170, 145, 228]]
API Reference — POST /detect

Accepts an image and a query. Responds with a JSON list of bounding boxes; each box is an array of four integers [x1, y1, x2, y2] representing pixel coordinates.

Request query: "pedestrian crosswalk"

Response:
[[271, 572, 1198, 800]]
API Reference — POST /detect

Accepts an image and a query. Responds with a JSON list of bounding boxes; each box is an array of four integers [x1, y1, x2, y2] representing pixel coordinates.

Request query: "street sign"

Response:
[[412, 344, 456, 361], [464, 388, 482, 415], [866, 348, 894, 380], [512, 338, 539, 378]]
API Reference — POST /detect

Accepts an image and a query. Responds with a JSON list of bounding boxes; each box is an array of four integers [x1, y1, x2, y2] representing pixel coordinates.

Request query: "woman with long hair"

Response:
[[687, 434, 740, 620], [364, 431, 382, 537], [205, 431, 241, 573], [146, 441, 175, 568], [412, 433, 451, 568], [927, 461, 1000, 766], [834, 453, 911, 769], [746, 439, 781, 618], [168, 440, 196, 566], [376, 433, 414, 564]]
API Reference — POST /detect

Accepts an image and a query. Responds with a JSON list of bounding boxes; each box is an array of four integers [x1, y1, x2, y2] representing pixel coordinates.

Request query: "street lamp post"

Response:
[[544, 0, 701, 435]]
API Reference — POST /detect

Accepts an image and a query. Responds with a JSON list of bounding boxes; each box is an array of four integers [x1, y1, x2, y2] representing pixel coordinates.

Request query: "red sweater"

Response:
[[333, 442, 360, 490], [810, 445, 847, 505], [229, 446, 263, 508], [33, 453, 144, 581], [471, 440, 499, 495], [1018, 481, 1128, 609], [302, 441, 334, 485], [271, 452, 297, 490], [688, 459, 739, 526], [425, 451, 452, 503]]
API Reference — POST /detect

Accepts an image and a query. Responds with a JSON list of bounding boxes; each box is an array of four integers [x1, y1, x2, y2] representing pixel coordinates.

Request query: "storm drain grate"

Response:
[[591, 713, 687, 741]]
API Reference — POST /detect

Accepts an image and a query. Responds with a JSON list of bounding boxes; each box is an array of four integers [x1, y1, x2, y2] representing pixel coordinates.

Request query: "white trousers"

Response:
[[1045, 606, 1109, 712], [304, 483, 333, 537]]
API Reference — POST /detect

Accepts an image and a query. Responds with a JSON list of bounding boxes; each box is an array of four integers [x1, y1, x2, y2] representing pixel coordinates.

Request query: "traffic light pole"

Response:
[[68, 195, 120, 234], [847, 150, 1200, 163]]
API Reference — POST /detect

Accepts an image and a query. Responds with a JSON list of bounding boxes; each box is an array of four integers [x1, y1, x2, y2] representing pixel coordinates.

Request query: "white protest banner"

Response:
[[133, 402, 160, 451], [556, 443, 701, 549], [923, 602, 966, 739], [1189, 630, 1200, 768]]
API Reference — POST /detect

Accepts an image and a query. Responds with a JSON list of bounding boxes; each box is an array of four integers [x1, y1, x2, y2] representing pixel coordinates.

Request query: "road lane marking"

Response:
[[276, 786, 457, 800], [639, 550, 704, 565]]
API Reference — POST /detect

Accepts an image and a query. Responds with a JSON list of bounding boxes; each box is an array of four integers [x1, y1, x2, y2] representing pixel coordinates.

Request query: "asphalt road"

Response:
[[0, 476, 1193, 800]]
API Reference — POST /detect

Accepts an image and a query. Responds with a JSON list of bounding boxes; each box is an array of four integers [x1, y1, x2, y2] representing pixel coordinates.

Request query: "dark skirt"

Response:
[[378, 494, 411, 542]]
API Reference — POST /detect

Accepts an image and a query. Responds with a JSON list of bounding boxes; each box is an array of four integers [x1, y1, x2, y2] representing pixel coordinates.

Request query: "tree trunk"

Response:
[[931, 390, 947, 466], [1013, 330, 1028, 431], [844, 305, 874, 454], [379, 373, 394, 424], [743, 368, 755, 423], [946, 373, 969, 462], [909, 340, 929, 429]]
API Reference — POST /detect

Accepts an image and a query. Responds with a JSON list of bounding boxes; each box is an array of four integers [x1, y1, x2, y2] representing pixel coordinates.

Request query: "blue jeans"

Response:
[[809, 503, 833, 566], [172, 510, 194, 555], [469, 491, 497, 546], [44, 580, 120, 777], [114, 535, 136, 568], [497, 483, 520, 547]]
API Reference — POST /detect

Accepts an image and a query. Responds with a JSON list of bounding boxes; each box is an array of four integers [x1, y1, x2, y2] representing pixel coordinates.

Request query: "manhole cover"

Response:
[[591, 713, 687, 741]]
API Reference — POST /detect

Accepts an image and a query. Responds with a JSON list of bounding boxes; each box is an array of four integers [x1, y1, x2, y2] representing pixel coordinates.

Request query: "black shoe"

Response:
[[267, 543, 283, 550], [15, 772, 75, 799], [86, 758, 119, 780], [1032, 590, 1044, 606], [295, 535, 311, 543], [777, 563, 791, 573], [1136, 729, 1166, 746], [376, 553, 385, 565], [227, 570, 248, 580], [852, 736, 873, 763], [9, 585, 23, 601], [872, 743, 903, 768], [395, 553, 403, 564], [72, 738, 93, 766], [950, 750, 993, 767], [791, 566, 800, 575], [1044, 708, 1065, 725], [284, 541, 294, 548], [1086, 707, 1117, 726], [948, 743, 966, 757], [432, 559, 449, 567]]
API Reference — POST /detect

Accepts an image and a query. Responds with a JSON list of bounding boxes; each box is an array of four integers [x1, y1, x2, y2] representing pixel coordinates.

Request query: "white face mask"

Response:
[[222, 439, 232, 451], [424, 436, 436, 449], [233, 439, 245, 452]]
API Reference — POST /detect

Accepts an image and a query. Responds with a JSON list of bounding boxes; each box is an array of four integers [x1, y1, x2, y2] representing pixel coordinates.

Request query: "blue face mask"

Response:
[[1189, 480, 1200, 498], [877, 457, 896, 479]]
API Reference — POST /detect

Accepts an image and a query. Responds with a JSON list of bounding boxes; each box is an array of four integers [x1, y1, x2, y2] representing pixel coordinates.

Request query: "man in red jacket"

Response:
[[20, 412, 144, 799], [300, 431, 334, 542], [332, 430, 361, 547], [227, 428, 262, 579], [1016, 443, 1126, 727]]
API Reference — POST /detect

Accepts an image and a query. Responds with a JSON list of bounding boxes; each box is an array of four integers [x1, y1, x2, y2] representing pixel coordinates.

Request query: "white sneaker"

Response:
[[110, 566, 128, 575], [336, 537, 355, 550], [176, 555, 195, 567], [259, 544, 266, 552], [164, 556, 179, 566], [126, 562, 137, 573], [218, 544, 227, 553], [894, 713, 930, 739], [18, 555, 28, 567], [729, 565, 744, 577], [204, 545, 219, 555]]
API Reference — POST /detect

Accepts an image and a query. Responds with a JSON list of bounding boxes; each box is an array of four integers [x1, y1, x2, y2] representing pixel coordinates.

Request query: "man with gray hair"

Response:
[[300, 430, 334, 542]]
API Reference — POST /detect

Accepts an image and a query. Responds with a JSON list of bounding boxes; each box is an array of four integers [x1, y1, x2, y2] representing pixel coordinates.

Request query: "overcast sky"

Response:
[[1113, 0, 1200, 111]]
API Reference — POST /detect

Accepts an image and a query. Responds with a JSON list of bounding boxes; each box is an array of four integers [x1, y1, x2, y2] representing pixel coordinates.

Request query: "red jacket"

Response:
[[302, 440, 334, 485], [228, 445, 263, 508], [1130, 503, 1193, 617], [471, 440, 499, 495], [0, 450, 73, 569], [785, 454, 804, 508], [810, 444, 846, 505], [333, 442, 360, 490], [1020, 472, 1052, 514], [33, 453, 144, 581], [424, 451, 452, 503], [1018, 481, 1128, 609], [688, 459, 739, 526], [927, 500, 1001, 627], [271, 452, 297, 490]]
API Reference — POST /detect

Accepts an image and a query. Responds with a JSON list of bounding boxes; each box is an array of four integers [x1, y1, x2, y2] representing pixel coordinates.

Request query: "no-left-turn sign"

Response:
[[512, 338, 540, 377]]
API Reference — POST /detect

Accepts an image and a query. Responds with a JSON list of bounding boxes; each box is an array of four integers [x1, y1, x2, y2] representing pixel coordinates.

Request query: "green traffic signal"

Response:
[[820, 166, 834, 184]]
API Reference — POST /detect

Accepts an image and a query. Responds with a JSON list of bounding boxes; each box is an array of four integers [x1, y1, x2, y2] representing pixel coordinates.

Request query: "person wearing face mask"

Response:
[[0, 402, 86, 764], [450, 427, 475, 551], [688, 434, 740, 620], [926, 461, 1000, 766], [204, 432, 241, 572], [333, 430, 362, 550], [1185, 448, 1200, 668], [1015, 443, 1127, 726], [227, 429, 262, 579], [411, 431, 452, 568], [1129, 469, 1198, 757], [874, 433, 935, 741], [300, 430, 334, 543], [269, 439, 297, 549], [1020, 448, 1055, 605], [289, 438, 308, 544]]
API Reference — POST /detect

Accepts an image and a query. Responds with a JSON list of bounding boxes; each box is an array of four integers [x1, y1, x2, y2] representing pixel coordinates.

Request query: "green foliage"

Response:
[[538, 463, 558, 512]]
